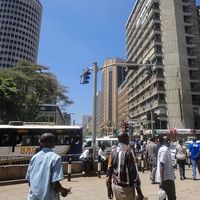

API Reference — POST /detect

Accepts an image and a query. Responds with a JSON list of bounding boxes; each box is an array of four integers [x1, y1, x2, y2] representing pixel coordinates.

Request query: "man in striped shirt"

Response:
[[106, 132, 144, 200]]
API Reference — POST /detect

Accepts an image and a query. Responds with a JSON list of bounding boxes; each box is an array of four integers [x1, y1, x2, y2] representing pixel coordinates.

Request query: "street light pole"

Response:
[[92, 62, 98, 160]]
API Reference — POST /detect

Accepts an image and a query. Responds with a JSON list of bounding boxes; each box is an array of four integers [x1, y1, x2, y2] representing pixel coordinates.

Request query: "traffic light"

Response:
[[84, 70, 91, 84], [80, 69, 91, 84]]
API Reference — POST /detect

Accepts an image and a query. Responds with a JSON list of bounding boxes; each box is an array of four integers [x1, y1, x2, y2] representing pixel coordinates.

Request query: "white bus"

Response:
[[0, 122, 83, 164]]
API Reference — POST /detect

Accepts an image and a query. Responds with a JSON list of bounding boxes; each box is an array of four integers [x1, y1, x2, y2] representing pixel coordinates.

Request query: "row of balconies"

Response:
[[129, 79, 165, 100], [127, 67, 164, 94], [128, 86, 165, 111], [128, 77, 155, 100], [127, 29, 162, 63], [126, 0, 191, 49], [128, 99, 167, 119], [126, 2, 160, 45], [126, 0, 160, 39], [128, 38, 162, 66], [127, 18, 161, 56], [126, 9, 160, 50]]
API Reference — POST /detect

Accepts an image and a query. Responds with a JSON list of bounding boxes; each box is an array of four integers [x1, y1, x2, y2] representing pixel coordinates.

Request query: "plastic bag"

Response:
[[158, 189, 166, 200]]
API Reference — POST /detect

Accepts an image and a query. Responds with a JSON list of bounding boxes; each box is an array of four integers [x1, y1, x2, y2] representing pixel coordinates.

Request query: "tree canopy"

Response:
[[0, 61, 73, 123]]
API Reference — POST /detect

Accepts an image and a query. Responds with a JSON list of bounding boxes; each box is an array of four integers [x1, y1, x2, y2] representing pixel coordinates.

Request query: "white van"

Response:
[[83, 136, 118, 158]]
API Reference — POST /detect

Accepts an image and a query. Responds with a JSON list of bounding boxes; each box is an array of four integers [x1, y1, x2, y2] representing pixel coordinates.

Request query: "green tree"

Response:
[[0, 61, 73, 123], [83, 128, 92, 139]]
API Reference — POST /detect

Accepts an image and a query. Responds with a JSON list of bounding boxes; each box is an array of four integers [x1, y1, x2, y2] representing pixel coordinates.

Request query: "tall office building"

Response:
[[82, 115, 93, 133], [118, 79, 129, 127], [126, 0, 200, 129], [101, 58, 126, 135], [96, 90, 104, 137], [0, 0, 42, 67]]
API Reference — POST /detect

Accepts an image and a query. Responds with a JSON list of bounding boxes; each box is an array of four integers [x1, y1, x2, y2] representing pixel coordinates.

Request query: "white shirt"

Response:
[[98, 148, 106, 158], [79, 149, 91, 159], [155, 145, 175, 183], [176, 144, 186, 160]]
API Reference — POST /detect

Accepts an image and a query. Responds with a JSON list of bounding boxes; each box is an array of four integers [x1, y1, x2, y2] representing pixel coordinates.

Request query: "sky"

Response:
[[38, 0, 135, 125], [38, 0, 200, 125]]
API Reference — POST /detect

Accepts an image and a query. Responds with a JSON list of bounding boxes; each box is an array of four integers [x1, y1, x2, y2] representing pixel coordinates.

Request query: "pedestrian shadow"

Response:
[[183, 177, 200, 181]]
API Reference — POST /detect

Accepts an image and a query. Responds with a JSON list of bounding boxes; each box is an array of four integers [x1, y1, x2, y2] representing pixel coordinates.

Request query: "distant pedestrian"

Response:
[[175, 140, 187, 180], [26, 133, 70, 200], [189, 139, 200, 180], [98, 145, 108, 172], [155, 136, 176, 200], [145, 137, 157, 184], [106, 132, 144, 200], [136, 140, 141, 153], [79, 148, 93, 175], [98, 145, 106, 161]]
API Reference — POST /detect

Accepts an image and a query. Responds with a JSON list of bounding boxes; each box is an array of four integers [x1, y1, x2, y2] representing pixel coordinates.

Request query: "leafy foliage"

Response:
[[0, 61, 73, 123]]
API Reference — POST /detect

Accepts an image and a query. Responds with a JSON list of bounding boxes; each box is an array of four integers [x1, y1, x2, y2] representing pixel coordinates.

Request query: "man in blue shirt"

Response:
[[189, 139, 200, 180], [26, 133, 70, 200]]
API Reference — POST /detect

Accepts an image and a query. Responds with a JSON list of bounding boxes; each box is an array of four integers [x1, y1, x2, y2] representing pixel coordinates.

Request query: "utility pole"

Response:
[[92, 62, 98, 160]]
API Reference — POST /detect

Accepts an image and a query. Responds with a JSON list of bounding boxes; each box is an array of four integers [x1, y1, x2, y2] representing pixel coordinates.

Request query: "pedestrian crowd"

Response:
[[106, 133, 200, 200], [26, 132, 200, 200]]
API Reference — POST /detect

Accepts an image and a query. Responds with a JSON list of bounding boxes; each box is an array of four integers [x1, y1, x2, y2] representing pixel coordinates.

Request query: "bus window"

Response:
[[72, 135, 80, 145], [64, 135, 70, 145], [0, 134, 10, 146], [57, 135, 65, 145], [56, 135, 70, 145], [17, 135, 32, 146], [32, 135, 40, 146], [16, 135, 23, 146]]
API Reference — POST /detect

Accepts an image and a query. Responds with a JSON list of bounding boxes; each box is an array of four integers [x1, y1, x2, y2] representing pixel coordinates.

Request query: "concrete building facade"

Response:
[[39, 104, 65, 125], [96, 91, 104, 137], [101, 58, 126, 135], [118, 79, 129, 128], [82, 115, 92, 134], [0, 0, 42, 67], [126, 0, 200, 130]]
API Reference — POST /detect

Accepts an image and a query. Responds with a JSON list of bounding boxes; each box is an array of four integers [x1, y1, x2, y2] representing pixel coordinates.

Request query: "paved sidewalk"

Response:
[[0, 166, 199, 200]]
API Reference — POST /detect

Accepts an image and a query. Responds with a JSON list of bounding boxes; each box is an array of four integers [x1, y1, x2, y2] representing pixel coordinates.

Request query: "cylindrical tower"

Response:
[[0, 0, 42, 67]]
